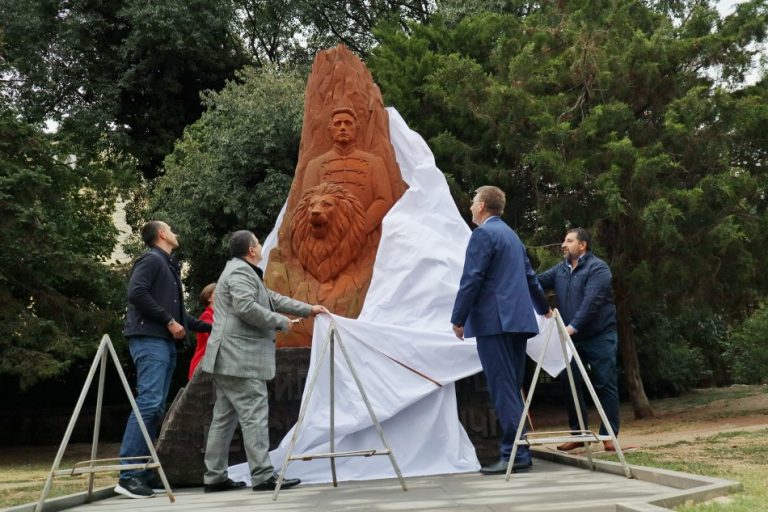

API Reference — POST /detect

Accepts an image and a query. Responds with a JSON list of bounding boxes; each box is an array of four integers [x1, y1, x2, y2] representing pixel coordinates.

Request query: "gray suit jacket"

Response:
[[201, 257, 312, 380]]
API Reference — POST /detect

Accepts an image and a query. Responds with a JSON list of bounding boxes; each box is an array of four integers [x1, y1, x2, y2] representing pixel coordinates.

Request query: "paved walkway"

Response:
[[45, 454, 738, 512]]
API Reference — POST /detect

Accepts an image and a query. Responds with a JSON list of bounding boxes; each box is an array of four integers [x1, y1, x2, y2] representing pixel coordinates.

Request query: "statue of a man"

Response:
[[301, 107, 395, 235]]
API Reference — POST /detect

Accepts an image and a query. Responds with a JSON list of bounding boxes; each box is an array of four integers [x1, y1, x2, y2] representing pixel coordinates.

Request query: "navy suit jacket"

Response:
[[451, 217, 549, 339]]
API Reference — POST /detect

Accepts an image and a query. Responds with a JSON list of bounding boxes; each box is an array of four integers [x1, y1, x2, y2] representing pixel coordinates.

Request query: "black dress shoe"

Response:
[[252, 474, 301, 491], [203, 478, 247, 493], [479, 459, 532, 475]]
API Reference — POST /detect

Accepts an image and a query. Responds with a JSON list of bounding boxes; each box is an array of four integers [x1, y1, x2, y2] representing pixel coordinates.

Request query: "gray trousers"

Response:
[[203, 374, 274, 485]]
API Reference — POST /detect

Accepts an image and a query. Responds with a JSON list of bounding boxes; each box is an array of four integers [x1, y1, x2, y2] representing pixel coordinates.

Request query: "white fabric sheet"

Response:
[[229, 108, 569, 485]]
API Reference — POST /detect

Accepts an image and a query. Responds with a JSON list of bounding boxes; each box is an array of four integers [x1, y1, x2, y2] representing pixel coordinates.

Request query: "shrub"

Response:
[[724, 304, 768, 385]]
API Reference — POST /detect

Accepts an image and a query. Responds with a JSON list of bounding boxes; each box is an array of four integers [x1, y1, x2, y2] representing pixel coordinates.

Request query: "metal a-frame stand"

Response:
[[36, 335, 174, 512], [272, 320, 407, 501], [505, 310, 633, 480]]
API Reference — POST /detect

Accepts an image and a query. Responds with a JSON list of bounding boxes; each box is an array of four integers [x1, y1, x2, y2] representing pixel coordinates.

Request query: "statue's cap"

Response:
[[330, 106, 357, 120]]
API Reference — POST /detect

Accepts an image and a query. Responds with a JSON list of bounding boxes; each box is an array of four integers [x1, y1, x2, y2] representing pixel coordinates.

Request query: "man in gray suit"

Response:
[[201, 230, 328, 492]]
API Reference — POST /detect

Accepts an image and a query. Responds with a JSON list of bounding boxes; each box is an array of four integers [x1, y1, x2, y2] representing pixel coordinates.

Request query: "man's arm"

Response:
[[229, 267, 292, 332], [184, 312, 212, 333], [537, 263, 558, 291], [450, 229, 493, 329], [364, 158, 395, 234], [524, 252, 551, 316], [270, 294, 330, 321], [569, 261, 613, 332]]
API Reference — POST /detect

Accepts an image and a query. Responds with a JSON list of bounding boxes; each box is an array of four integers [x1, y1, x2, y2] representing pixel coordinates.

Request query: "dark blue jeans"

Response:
[[476, 333, 531, 464], [119, 336, 176, 481], [559, 330, 620, 436]]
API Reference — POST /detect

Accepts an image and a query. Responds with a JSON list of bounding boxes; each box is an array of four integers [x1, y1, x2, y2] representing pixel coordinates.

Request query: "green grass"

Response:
[[676, 469, 766, 512], [600, 428, 768, 512], [0, 444, 119, 508]]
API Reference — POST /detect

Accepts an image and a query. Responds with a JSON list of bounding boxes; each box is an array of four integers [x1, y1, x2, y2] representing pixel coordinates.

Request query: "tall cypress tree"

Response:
[[370, 0, 768, 415]]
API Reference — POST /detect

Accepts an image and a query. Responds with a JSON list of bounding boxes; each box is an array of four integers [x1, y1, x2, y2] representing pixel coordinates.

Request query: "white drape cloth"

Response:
[[228, 108, 568, 485]]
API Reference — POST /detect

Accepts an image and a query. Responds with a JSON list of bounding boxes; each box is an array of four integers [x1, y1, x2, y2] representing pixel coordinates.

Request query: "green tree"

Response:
[[0, 106, 126, 389], [370, 0, 768, 416], [144, 66, 305, 295], [1, 0, 248, 179], [232, 0, 433, 67]]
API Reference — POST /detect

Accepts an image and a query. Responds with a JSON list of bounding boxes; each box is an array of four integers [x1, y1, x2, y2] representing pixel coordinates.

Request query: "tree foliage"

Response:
[[1, 0, 248, 179], [0, 107, 125, 389], [724, 302, 768, 384], [232, 0, 433, 67], [369, 0, 768, 410], [144, 66, 306, 296]]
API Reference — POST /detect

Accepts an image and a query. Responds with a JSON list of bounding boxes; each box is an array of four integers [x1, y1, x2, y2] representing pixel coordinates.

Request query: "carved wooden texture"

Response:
[[265, 45, 406, 347]]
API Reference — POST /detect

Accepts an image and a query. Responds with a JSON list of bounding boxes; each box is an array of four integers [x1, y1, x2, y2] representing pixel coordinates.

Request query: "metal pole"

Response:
[[563, 334, 633, 478], [555, 311, 596, 469], [505, 319, 555, 480], [86, 346, 108, 499], [329, 329, 338, 487], [272, 327, 333, 501], [36, 336, 109, 512], [335, 329, 407, 492]]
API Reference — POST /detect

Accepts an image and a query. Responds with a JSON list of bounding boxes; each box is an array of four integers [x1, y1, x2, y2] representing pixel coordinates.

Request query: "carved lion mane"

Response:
[[290, 182, 367, 283]]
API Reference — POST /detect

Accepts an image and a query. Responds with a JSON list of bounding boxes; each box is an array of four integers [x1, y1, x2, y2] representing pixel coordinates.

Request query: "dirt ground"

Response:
[[615, 386, 768, 448], [530, 384, 768, 449]]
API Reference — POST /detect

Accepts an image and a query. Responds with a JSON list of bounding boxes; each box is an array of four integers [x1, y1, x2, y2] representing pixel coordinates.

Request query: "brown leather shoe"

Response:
[[603, 440, 615, 452], [557, 441, 585, 451]]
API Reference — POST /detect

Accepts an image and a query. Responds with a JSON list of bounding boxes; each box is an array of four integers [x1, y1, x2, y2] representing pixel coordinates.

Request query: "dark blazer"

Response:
[[451, 216, 549, 339], [123, 247, 211, 340], [537, 251, 617, 342]]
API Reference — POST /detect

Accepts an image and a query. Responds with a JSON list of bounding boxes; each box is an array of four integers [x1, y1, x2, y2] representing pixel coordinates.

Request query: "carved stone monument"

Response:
[[265, 45, 407, 347], [154, 46, 504, 487]]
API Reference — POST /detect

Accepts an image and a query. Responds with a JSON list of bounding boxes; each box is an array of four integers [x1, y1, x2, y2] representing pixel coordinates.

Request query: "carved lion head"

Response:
[[290, 182, 367, 283]]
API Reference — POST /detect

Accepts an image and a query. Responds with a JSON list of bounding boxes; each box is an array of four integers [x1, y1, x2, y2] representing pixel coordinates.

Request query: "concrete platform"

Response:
[[13, 450, 740, 512]]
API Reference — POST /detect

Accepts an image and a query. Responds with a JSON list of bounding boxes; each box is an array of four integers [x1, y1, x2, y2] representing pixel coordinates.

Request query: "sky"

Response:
[[716, 0, 741, 14]]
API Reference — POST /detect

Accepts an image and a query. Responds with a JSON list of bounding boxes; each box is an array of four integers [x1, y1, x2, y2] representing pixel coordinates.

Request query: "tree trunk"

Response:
[[614, 280, 654, 419]]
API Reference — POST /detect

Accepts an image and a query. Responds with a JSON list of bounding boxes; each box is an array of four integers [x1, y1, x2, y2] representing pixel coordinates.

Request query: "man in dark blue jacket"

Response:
[[116, 221, 212, 499], [452, 186, 551, 474], [537, 227, 620, 452]]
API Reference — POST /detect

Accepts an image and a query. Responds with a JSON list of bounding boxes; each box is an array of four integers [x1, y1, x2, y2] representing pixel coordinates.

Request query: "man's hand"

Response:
[[452, 324, 464, 340], [283, 317, 299, 332], [167, 320, 186, 340], [310, 305, 330, 317], [566, 325, 576, 336]]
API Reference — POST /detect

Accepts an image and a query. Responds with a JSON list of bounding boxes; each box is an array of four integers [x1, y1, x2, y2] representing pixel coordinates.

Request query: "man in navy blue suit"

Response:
[[451, 186, 551, 474]]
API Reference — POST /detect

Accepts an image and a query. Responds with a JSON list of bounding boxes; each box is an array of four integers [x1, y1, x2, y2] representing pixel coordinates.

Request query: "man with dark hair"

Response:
[[116, 221, 212, 499], [537, 228, 620, 452], [201, 230, 328, 493], [451, 186, 551, 475]]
